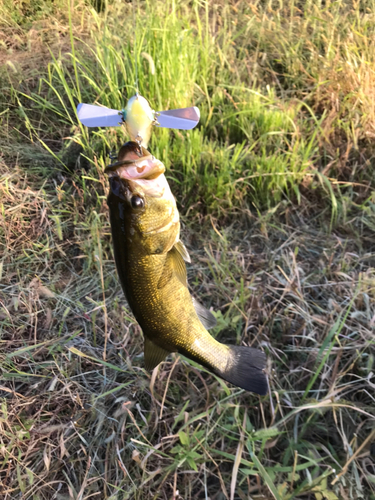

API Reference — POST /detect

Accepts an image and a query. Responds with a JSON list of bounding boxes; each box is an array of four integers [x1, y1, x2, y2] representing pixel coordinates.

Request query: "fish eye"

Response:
[[130, 195, 145, 210]]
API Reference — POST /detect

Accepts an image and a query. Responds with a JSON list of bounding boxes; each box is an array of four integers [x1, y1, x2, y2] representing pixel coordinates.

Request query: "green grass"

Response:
[[1, 0, 375, 499]]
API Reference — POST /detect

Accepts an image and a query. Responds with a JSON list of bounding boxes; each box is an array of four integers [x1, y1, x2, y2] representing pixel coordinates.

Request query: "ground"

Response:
[[0, 1, 374, 499]]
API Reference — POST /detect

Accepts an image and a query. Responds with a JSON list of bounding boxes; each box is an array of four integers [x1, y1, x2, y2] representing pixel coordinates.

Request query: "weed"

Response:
[[1, 0, 374, 499]]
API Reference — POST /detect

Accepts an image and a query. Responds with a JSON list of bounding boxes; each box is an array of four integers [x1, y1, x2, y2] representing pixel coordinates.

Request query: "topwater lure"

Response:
[[77, 93, 200, 148]]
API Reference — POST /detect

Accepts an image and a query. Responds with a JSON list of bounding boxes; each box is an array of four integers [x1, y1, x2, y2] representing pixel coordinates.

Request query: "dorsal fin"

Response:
[[174, 240, 191, 263], [192, 298, 217, 330], [144, 337, 171, 371], [157, 246, 187, 289]]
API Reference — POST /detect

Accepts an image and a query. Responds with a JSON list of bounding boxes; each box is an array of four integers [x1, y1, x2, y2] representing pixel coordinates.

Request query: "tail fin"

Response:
[[215, 346, 268, 396]]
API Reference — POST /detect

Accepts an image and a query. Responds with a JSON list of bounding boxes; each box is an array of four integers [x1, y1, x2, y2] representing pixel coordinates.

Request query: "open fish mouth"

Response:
[[106, 141, 170, 198], [105, 141, 165, 181], [106, 156, 165, 182]]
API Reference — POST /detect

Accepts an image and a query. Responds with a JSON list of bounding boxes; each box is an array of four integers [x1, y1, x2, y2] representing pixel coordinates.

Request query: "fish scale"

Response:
[[122, 253, 229, 372]]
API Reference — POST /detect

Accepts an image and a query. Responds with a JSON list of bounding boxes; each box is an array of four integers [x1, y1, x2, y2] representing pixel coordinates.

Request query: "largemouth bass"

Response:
[[106, 142, 267, 395]]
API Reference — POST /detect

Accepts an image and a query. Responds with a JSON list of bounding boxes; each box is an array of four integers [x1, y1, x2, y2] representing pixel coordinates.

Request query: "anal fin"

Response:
[[144, 337, 171, 371]]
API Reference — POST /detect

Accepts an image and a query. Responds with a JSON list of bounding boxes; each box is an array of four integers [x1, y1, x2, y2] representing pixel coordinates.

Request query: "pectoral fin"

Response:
[[144, 337, 171, 370], [192, 298, 217, 330], [174, 240, 191, 263], [157, 246, 187, 289]]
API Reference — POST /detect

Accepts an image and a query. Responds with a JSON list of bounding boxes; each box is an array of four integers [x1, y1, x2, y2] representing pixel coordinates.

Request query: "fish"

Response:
[[106, 141, 268, 395]]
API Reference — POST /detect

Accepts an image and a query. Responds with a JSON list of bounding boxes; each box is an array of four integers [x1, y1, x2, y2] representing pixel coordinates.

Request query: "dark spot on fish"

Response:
[[109, 176, 126, 200], [119, 202, 125, 220], [136, 165, 146, 173]]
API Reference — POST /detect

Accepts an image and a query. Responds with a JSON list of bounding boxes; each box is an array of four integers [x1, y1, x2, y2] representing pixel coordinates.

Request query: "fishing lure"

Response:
[[77, 93, 200, 149]]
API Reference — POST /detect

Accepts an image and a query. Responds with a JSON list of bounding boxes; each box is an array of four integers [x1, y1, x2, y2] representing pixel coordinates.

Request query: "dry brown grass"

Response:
[[1, 0, 375, 498], [1, 156, 374, 498]]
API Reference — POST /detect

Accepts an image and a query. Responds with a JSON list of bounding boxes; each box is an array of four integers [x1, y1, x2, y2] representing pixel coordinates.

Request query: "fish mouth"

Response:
[[105, 141, 165, 181], [106, 141, 168, 198]]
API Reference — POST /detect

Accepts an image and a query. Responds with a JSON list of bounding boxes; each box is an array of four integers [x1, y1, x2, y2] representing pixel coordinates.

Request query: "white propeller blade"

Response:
[[77, 103, 122, 128], [156, 107, 200, 130]]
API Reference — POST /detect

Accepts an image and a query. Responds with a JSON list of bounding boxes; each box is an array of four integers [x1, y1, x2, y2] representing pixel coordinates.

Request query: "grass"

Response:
[[1, 0, 375, 499]]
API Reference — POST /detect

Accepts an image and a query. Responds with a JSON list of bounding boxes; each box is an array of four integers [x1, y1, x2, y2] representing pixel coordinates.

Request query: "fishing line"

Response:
[[132, 0, 139, 94]]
